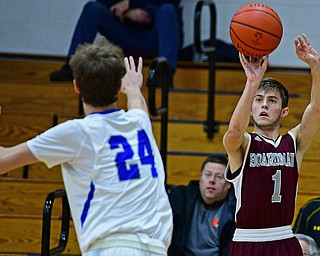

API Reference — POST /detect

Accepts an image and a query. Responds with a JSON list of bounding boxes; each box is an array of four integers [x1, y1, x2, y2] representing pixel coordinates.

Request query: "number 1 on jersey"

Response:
[[272, 169, 282, 203]]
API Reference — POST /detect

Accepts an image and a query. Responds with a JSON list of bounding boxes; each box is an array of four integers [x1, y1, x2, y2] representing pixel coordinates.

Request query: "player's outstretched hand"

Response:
[[295, 34, 320, 68], [121, 56, 143, 94]]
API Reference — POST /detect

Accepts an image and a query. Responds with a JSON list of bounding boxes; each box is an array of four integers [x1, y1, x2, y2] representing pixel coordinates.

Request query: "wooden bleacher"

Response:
[[0, 57, 319, 255], [0, 178, 80, 255]]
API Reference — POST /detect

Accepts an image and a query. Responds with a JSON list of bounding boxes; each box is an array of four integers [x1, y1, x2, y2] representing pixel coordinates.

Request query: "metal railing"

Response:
[[41, 189, 70, 255], [194, 0, 219, 139], [147, 60, 170, 185]]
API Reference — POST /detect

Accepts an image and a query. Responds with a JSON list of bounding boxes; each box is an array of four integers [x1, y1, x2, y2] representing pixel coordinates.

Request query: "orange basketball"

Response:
[[230, 3, 283, 58]]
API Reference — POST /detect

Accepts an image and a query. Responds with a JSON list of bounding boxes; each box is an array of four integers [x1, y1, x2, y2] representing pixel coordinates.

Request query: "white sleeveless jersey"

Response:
[[27, 108, 173, 253]]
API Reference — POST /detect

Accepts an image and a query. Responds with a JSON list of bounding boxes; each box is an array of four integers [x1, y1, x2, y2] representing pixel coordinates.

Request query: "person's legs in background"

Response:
[[50, 0, 181, 87], [147, 3, 181, 88], [154, 3, 181, 71], [67, 0, 118, 57], [50, 0, 117, 81]]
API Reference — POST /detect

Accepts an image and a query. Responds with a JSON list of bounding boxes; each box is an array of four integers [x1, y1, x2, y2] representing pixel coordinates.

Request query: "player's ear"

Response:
[[281, 107, 289, 118], [73, 80, 81, 94]]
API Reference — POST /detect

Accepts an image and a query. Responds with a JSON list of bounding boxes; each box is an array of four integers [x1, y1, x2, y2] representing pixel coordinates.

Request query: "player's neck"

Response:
[[83, 102, 117, 116], [253, 127, 280, 141]]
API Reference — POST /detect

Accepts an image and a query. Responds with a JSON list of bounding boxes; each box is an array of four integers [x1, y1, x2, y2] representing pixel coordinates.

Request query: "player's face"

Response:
[[199, 162, 230, 205], [251, 89, 287, 130]]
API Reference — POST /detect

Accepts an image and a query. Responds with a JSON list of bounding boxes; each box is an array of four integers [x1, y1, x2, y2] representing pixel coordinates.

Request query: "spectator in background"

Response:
[[50, 0, 182, 88], [296, 234, 320, 256], [168, 154, 236, 256]]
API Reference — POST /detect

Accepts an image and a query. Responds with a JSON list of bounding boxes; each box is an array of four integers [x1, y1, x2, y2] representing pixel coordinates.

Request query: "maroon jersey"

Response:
[[228, 132, 299, 229]]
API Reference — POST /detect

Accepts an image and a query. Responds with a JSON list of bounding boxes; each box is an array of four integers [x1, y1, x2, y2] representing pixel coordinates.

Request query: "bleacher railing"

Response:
[[194, 0, 219, 139]]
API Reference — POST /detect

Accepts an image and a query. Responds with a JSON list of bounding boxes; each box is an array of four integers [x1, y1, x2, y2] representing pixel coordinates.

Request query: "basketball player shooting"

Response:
[[223, 34, 320, 256]]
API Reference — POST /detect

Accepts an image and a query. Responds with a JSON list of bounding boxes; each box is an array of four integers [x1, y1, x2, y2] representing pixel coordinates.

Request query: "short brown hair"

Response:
[[200, 154, 228, 172], [70, 37, 125, 107], [259, 77, 289, 109]]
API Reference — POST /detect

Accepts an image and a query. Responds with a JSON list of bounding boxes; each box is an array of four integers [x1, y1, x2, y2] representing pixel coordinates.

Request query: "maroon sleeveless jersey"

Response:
[[231, 132, 298, 229]]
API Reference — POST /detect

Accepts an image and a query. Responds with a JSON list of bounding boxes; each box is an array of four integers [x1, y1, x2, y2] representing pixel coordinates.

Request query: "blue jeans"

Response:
[[68, 0, 181, 69]]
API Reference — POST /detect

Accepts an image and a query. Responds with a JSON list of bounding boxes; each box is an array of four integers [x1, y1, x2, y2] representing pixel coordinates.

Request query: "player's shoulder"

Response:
[[127, 108, 149, 116], [127, 108, 150, 122]]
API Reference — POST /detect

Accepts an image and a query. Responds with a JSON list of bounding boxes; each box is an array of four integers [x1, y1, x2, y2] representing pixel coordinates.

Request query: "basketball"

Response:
[[230, 3, 283, 58]]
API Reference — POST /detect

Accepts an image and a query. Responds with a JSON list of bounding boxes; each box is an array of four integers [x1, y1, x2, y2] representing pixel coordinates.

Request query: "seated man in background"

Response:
[[295, 234, 320, 256], [168, 154, 236, 256], [51, 0, 182, 88]]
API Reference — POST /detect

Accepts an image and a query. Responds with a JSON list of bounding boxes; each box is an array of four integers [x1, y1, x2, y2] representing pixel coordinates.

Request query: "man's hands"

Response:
[[295, 34, 320, 68], [110, 0, 130, 21], [110, 0, 151, 25], [124, 9, 152, 25]]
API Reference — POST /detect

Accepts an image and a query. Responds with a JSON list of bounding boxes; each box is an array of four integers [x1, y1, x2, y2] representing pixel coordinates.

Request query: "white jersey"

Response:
[[27, 108, 173, 254]]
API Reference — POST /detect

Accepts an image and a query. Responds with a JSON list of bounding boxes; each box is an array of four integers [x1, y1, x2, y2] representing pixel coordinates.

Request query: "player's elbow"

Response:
[[223, 128, 243, 152]]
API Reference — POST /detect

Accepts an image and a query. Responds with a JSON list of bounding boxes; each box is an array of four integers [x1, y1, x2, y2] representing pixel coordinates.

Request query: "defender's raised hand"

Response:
[[121, 56, 143, 94]]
